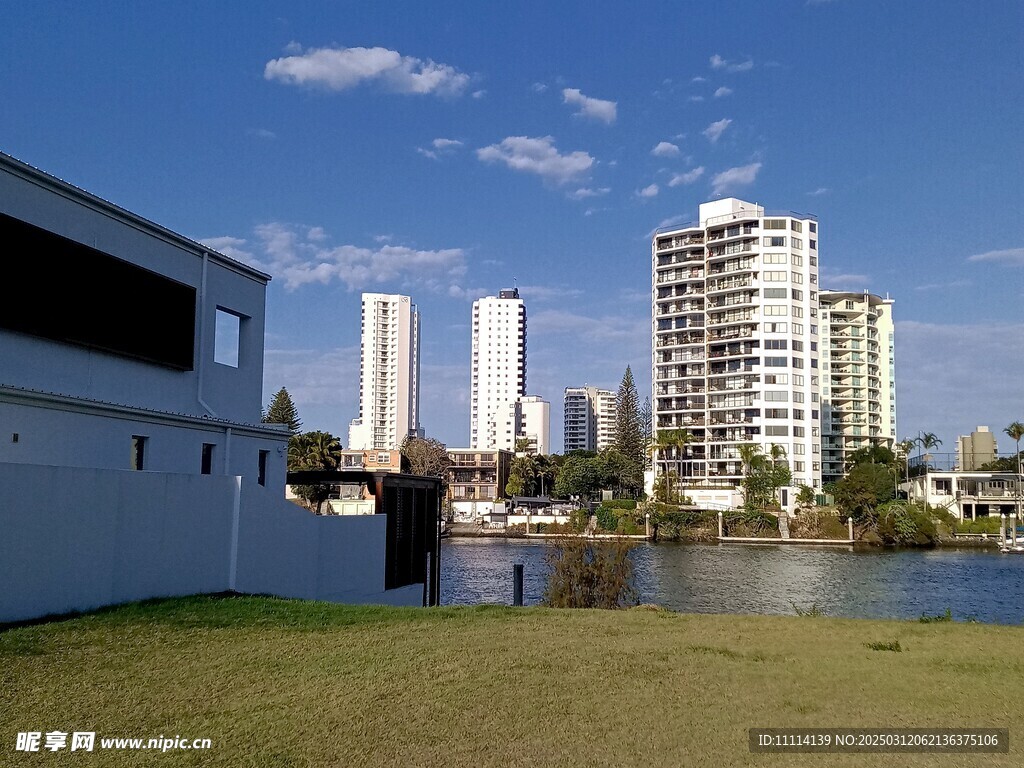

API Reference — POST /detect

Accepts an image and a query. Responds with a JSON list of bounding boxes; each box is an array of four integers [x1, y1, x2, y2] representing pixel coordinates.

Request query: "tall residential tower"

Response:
[[652, 198, 822, 499], [348, 293, 421, 451], [563, 386, 617, 452], [470, 288, 527, 450], [819, 290, 896, 483]]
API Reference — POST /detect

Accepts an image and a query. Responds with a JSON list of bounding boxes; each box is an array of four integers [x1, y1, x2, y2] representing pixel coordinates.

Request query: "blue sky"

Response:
[[3, 1, 1022, 454]]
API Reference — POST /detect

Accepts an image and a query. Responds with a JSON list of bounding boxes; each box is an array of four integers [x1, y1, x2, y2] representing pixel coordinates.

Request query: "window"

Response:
[[793, 409, 805, 420], [763, 253, 788, 264], [201, 443, 215, 475], [810, 358, 818, 368], [764, 219, 786, 230], [794, 461, 805, 472], [765, 339, 788, 350], [792, 341, 804, 352], [792, 254, 803, 266], [765, 391, 788, 401], [809, 222, 817, 233], [765, 425, 789, 436], [791, 221, 803, 233], [764, 288, 787, 298], [809, 239, 817, 250], [792, 289, 803, 301], [793, 392, 805, 403], [794, 444, 806, 455], [764, 322, 787, 333], [809, 324, 818, 335], [810, 341, 817, 351], [764, 374, 788, 384], [792, 306, 803, 318], [764, 236, 786, 247], [214, 309, 241, 368], [257, 450, 269, 487], [791, 238, 803, 250], [811, 410, 819, 420], [792, 272, 803, 284], [794, 426, 805, 437], [793, 374, 805, 385], [764, 357, 787, 367], [811, 393, 820, 402], [764, 305, 788, 316], [131, 435, 148, 471], [792, 357, 804, 368], [765, 408, 788, 419], [764, 271, 786, 282]]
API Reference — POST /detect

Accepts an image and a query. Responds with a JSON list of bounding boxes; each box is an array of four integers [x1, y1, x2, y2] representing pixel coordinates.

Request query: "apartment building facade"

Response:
[[470, 288, 527, 450], [818, 291, 896, 483], [563, 386, 616, 452], [652, 198, 822, 501], [517, 395, 550, 455], [348, 293, 422, 451]]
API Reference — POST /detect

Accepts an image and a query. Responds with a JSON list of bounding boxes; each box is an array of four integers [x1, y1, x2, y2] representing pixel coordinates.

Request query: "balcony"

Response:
[[656, 234, 704, 251]]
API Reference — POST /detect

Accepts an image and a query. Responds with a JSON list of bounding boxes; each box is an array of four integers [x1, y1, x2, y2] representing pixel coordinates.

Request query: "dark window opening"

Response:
[[131, 435, 148, 470], [258, 450, 269, 487], [201, 443, 215, 475], [0, 212, 197, 370], [12, 433, 19, 443]]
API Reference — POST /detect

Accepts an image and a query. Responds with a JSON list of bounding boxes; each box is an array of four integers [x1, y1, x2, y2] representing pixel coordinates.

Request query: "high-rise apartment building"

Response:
[[652, 198, 822, 498], [348, 293, 421, 451], [819, 291, 896, 483], [563, 386, 616, 452], [470, 288, 527, 450], [517, 395, 550, 455]]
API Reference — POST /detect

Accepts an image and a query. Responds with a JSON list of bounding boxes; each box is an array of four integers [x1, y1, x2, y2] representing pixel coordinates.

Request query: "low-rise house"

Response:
[[907, 471, 1023, 520]]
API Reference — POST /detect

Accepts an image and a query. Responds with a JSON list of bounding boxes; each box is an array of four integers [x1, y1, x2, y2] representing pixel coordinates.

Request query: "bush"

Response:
[[876, 501, 937, 546], [789, 508, 849, 540], [602, 499, 638, 510], [725, 510, 779, 537], [543, 537, 638, 609], [865, 640, 903, 652], [956, 517, 1003, 535], [595, 506, 619, 533]]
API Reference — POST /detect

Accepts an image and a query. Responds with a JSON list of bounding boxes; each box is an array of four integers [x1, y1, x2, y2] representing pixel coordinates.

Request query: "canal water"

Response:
[[440, 538, 1024, 624]]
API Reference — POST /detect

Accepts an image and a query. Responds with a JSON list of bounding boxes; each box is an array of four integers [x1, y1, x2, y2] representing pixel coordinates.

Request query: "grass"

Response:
[[2, 595, 1023, 767]]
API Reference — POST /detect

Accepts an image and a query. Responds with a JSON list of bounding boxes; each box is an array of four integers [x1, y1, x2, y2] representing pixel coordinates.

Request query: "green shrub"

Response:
[[543, 537, 638, 609], [919, 608, 953, 623], [595, 506, 619, 533], [956, 517, 1003, 535], [602, 499, 638, 510], [725, 510, 779, 537], [865, 640, 902, 652], [792, 603, 826, 617], [876, 501, 938, 546]]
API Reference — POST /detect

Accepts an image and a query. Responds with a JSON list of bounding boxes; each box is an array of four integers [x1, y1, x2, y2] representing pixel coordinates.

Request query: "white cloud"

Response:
[[476, 136, 594, 185], [447, 284, 493, 301], [651, 141, 681, 157], [668, 167, 705, 186], [531, 82, 548, 93], [710, 54, 754, 72], [710, 162, 762, 194], [967, 247, 1024, 266], [472, 89, 486, 99], [264, 45, 469, 96], [246, 127, 277, 140], [914, 279, 973, 291], [418, 137, 463, 160], [714, 86, 733, 98], [529, 308, 649, 346], [638, 184, 659, 198], [567, 187, 610, 200], [703, 118, 732, 143], [688, 95, 705, 103], [263, 346, 360, 409], [561, 88, 617, 124], [202, 223, 467, 292], [691, 76, 707, 83], [807, 187, 830, 196]]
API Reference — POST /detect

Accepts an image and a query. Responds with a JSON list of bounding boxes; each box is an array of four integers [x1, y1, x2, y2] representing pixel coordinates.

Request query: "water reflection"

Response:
[[440, 538, 1024, 624]]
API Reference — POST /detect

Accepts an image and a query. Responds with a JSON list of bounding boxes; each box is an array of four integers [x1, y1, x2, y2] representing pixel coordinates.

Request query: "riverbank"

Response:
[[4, 595, 1022, 766]]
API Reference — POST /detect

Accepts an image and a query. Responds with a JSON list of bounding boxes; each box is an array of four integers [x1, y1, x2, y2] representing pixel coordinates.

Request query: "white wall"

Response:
[[0, 462, 423, 623]]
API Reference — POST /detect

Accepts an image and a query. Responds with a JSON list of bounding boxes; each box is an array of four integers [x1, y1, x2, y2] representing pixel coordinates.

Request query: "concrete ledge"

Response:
[[717, 536, 854, 545]]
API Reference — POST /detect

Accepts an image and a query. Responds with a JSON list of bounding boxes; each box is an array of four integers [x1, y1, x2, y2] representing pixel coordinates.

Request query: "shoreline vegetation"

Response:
[[450, 500, 1005, 548], [4, 595, 1022, 767]]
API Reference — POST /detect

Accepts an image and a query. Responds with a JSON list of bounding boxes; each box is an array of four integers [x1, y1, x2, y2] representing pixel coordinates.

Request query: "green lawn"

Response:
[[2, 596, 1021, 767]]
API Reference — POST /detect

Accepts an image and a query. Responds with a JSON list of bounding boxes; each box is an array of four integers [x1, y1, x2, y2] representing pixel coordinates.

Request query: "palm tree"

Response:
[[917, 432, 943, 471], [287, 431, 342, 514], [648, 428, 694, 503], [1005, 422, 1024, 476], [535, 455, 555, 498]]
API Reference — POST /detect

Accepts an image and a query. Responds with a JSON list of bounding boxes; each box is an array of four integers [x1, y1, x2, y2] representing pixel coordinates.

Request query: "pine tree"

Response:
[[263, 387, 302, 433], [613, 366, 644, 486]]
